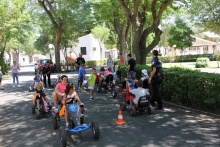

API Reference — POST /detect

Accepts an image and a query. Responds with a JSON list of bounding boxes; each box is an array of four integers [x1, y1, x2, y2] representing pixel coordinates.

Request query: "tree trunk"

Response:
[[55, 23, 62, 72]]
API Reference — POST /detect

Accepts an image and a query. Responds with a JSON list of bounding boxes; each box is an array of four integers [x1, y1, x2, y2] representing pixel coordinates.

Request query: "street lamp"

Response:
[[68, 41, 73, 72]]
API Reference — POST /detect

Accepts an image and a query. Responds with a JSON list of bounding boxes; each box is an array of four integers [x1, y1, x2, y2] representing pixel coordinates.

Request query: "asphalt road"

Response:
[[0, 65, 220, 147]]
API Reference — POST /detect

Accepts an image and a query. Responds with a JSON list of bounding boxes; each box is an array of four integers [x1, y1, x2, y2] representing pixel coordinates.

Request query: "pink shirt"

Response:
[[57, 83, 67, 94]]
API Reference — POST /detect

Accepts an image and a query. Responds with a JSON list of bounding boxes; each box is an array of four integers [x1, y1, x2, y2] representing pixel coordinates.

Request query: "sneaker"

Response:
[[78, 88, 81, 91], [13, 85, 15, 88], [17, 85, 20, 87], [89, 97, 93, 100], [80, 114, 85, 118], [81, 90, 86, 92]]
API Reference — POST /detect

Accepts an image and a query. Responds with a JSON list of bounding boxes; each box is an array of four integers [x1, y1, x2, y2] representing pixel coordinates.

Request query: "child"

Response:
[[88, 68, 97, 100], [140, 69, 149, 89], [0, 66, 3, 90], [33, 72, 43, 89], [129, 80, 150, 108], [78, 64, 86, 92], [125, 71, 137, 90], [52, 75, 68, 108], [62, 83, 82, 129], [32, 83, 48, 110]]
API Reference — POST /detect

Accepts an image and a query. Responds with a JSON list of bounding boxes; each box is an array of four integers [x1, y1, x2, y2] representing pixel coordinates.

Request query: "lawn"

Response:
[[2, 74, 11, 80]]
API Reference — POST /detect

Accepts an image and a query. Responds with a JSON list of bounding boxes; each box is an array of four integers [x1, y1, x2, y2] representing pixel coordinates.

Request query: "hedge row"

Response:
[[146, 54, 218, 64], [118, 65, 220, 114]]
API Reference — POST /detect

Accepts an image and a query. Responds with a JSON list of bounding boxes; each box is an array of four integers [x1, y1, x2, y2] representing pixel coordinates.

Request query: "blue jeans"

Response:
[[12, 73, 19, 85]]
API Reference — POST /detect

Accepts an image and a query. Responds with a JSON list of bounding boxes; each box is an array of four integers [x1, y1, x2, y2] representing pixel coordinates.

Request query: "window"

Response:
[[80, 47, 87, 55]]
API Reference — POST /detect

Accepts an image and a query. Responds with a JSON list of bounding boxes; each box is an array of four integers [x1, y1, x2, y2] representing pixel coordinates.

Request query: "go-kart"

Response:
[[56, 98, 100, 146], [31, 91, 51, 119], [96, 74, 117, 98], [120, 87, 152, 117]]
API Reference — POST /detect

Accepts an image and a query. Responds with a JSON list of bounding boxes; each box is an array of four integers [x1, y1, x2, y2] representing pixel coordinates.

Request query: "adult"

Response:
[[127, 53, 136, 76], [75, 53, 85, 73], [52, 75, 68, 108], [119, 53, 125, 66], [148, 50, 164, 110], [41, 63, 51, 88], [107, 55, 114, 74], [11, 61, 20, 87]]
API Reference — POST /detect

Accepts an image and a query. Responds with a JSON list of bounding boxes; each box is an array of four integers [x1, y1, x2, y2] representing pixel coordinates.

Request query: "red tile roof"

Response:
[[192, 37, 217, 47]]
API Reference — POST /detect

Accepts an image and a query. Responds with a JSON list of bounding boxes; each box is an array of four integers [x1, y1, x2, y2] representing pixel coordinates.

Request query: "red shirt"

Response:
[[120, 56, 124, 66]]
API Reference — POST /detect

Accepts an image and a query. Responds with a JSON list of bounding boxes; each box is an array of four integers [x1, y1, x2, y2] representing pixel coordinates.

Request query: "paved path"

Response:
[[0, 65, 219, 147]]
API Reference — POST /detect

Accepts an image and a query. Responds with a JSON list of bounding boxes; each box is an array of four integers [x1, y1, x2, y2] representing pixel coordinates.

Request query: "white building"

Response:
[[47, 34, 106, 63]]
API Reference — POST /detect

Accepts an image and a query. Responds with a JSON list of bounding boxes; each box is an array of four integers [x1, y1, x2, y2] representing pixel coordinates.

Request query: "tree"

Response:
[[187, 0, 220, 34], [168, 18, 195, 52], [91, 0, 131, 58], [118, 0, 174, 64], [91, 25, 110, 59], [37, 0, 94, 72]]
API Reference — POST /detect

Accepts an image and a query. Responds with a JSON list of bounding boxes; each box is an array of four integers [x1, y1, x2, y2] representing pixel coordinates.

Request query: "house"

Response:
[[158, 36, 218, 56], [46, 34, 106, 63]]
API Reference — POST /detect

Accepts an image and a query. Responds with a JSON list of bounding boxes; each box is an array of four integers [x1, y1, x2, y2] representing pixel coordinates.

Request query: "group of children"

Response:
[[124, 69, 150, 108]]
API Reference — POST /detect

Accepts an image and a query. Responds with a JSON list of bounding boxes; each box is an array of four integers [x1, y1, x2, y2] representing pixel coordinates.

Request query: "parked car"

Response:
[[35, 59, 55, 73]]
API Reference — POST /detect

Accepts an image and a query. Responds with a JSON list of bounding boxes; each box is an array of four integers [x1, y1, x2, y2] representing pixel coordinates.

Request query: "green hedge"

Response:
[[118, 64, 220, 114], [195, 57, 210, 68], [85, 58, 107, 68], [146, 54, 217, 64]]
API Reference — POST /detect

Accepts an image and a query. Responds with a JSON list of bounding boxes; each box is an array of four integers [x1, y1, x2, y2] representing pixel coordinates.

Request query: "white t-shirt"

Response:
[[130, 88, 150, 104]]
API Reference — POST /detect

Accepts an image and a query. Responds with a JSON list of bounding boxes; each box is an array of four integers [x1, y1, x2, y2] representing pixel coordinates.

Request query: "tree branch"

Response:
[[117, 0, 131, 20], [134, 0, 141, 17], [151, 0, 158, 20], [38, 0, 57, 28], [155, 0, 173, 24]]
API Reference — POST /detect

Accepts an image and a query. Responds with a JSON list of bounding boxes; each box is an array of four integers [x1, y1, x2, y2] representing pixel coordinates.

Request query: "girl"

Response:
[[52, 75, 68, 108], [107, 55, 114, 74], [62, 83, 81, 129]]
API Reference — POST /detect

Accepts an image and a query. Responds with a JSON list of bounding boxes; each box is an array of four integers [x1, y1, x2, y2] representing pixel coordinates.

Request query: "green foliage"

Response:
[[160, 67, 220, 114], [168, 17, 195, 50], [195, 58, 210, 68], [146, 54, 216, 64], [114, 60, 119, 65], [187, 0, 220, 34], [85, 58, 107, 68], [91, 25, 110, 43], [0, 59, 8, 74]]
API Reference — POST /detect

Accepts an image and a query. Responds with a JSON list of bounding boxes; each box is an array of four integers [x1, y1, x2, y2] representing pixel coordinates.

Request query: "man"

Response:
[[127, 53, 136, 76], [75, 53, 85, 73], [41, 63, 51, 88], [148, 50, 164, 110]]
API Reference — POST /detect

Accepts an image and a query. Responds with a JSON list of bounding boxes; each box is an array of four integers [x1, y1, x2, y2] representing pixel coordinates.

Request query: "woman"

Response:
[[52, 75, 68, 108], [107, 55, 114, 74], [11, 61, 20, 87]]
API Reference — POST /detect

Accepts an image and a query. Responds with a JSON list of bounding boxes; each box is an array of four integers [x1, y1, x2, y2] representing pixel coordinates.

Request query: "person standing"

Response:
[[75, 53, 85, 73], [127, 53, 136, 76], [41, 63, 51, 88], [119, 53, 125, 66], [11, 61, 20, 87], [107, 55, 114, 74], [148, 50, 164, 110]]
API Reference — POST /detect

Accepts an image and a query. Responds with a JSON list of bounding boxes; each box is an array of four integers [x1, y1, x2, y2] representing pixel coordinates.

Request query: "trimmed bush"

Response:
[[195, 57, 210, 68]]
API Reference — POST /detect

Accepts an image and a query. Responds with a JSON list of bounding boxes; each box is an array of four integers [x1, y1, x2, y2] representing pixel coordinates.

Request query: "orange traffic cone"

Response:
[[116, 110, 126, 125]]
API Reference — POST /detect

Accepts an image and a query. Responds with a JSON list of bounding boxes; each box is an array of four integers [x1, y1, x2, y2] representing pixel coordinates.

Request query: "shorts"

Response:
[[78, 77, 84, 83], [88, 86, 94, 90], [0, 78, 2, 83]]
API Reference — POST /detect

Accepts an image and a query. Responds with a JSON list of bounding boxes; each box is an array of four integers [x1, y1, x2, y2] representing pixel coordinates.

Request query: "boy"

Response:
[[125, 71, 137, 90], [32, 83, 48, 110], [0, 66, 3, 90], [88, 68, 97, 100], [129, 80, 150, 108], [78, 63, 86, 92]]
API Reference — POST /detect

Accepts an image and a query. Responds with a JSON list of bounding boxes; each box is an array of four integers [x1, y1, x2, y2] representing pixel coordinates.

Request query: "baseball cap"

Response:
[[141, 69, 148, 76]]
